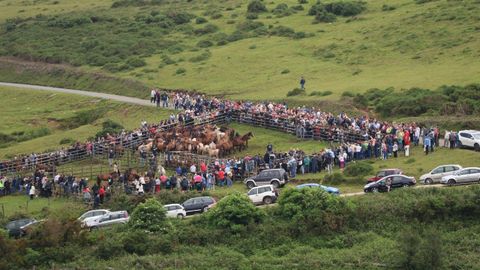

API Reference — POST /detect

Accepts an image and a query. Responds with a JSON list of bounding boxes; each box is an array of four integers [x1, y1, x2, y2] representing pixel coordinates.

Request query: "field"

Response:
[[0, 86, 173, 158], [0, 0, 478, 101]]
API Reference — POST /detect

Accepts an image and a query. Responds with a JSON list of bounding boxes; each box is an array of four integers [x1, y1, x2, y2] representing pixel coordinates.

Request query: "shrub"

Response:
[[60, 108, 105, 129], [323, 172, 348, 184], [175, 68, 186, 75], [95, 120, 124, 138], [314, 11, 337, 23], [59, 138, 74, 145], [197, 40, 214, 48], [287, 88, 306, 97], [129, 198, 167, 232], [343, 161, 373, 177], [237, 21, 265, 31], [126, 57, 146, 68], [281, 69, 290, 74], [194, 23, 219, 35], [324, 1, 366, 17], [293, 31, 307, 39], [308, 2, 325, 16], [298, 0, 308, 4], [270, 25, 295, 37], [247, 0, 268, 13], [167, 11, 194, 24], [249, 45, 257, 49], [189, 51, 211, 62], [341, 91, 355, 97], [382, 4, 396, 11], [309, 90, 332, 96], [162, 55, 176, 65], [195, 17, 208, 24], [246, 13, 259, 20], [205, 193, 265, 232]]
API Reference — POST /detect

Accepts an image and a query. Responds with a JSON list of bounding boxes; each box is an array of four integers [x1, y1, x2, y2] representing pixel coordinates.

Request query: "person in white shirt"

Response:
[[150, 89, 156, 103], [29, 185, 36, 200]]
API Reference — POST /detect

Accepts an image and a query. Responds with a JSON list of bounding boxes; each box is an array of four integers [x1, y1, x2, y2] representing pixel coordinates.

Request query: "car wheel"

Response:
[[474, 143, 480, 152], [271, 181, 280, 188], [425, 178, 433, 185], [372, 187, 379, 193], [89, 226, 98, 231], [246, 181, 255, 189], [177, 213, 184, 219], [202, 206, 208, 213], [447, 179, 456, 186], [263, 196, 273, 205], [403, 184, 409, 188]]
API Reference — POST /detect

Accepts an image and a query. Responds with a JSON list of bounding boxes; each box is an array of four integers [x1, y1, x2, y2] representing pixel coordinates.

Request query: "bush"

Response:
[[309, 90, 332, 96], [59, 138, 74, 145], [323, 172, 348, 185], [308, 2, 325, 16], [287, 88, 306, 97], [95, 120, 124, 138], [237, 21, 265, 31], [281, 69, 290, 74], [315, 11, 336, 23], [175, 68, 186, 75], [129, 198, 167, 233], [341, 91, 355, 97], [60, 108, 105, 129], [126, 57, 146, 68], [189, 51, 211, 62], [197, 40, 214, 48], [195, 17, 208, 24], [246, 13, 259, 20], [343, 162, 373, 177], [298, 0, 308, 4], [382, 4, 396, 11], [270, 25, 295, 37], [194, 23, 219, 35], [247, 0, 268, 13], [205, 193, 265, 233], [324, 1, 366, 17]]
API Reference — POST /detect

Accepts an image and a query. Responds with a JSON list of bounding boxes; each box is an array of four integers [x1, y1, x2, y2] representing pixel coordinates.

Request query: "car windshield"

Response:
[[473, 134, 480, 139]]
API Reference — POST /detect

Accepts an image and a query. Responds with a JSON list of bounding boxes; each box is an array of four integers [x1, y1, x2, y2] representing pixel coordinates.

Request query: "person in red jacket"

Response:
[[217, 170, 225, 187], [98, 186, 105, 204], [404, 130, 411, 157]]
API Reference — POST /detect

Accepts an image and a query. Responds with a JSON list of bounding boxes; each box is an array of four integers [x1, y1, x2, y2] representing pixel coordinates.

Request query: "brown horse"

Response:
[[97, 172, 119, 182], [233, 132, 254, 151]]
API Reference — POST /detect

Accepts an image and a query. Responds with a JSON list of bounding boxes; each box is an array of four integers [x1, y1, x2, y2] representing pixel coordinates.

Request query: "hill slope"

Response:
[[0, 0, 479, 100]]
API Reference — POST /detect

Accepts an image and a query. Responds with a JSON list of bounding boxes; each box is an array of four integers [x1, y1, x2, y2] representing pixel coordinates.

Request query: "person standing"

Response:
[[393, 142, 398, 158], [300, 76, 306, 90], [29, 184, 36, 200], [150, 89, 156, 103]]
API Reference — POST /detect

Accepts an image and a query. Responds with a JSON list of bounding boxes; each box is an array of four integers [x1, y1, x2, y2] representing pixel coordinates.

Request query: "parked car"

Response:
[[247, 185, 278, 205], [458, 130, 480, 151], [296, 183, 340, 195], [78, 209, 110, 227], [367, 169, 403, 183], [164, 204, 187, 218], [182, 196, 216, 214], [244, 168, 288, 189], [5, 218, 40, 237], [86, 211, 129, 229], [441, 167, 480, 185], [364, 175, 416, 193], [420, 165, 462, 184]]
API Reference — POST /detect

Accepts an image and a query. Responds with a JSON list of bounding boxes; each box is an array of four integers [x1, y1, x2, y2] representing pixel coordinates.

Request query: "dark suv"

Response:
[[182, 196, 216, 214], [244, 168, 288, 189], [367, 168, 403, 183], [364, 175, 416, 193]]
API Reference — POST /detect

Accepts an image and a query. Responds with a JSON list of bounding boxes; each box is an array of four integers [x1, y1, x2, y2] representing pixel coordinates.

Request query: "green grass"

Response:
[[0, 87, 173, 158], [1, 0, 478, 100], [0, 195, 85, 219]]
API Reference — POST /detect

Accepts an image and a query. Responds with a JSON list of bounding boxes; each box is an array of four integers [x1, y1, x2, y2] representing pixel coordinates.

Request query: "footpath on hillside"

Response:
[[0, 82, 153, 107]]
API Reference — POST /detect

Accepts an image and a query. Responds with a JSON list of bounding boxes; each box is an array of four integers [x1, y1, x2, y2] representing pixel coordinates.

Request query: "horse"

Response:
[[233, 132, 254, 151]]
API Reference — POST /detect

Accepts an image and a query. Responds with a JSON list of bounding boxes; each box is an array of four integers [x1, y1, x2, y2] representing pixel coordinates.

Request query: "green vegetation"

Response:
[[0, 0, 478, 101], [3, 186, 480, 269], [0, 87, 172, 158]]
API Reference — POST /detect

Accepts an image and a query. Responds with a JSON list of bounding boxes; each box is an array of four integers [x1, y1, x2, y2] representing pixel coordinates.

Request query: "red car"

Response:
[[367, 169, 403, 183]]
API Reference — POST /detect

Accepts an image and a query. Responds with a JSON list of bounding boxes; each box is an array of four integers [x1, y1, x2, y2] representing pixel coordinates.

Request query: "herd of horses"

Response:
[[140, 124, 254, 158]]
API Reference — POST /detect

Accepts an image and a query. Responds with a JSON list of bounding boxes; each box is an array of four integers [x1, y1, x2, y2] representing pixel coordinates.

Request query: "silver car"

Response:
[[441, 167, 480, 185], [420, 164, 462, 184], [78, 209, 110, 227], [86, 210, 129, 229]]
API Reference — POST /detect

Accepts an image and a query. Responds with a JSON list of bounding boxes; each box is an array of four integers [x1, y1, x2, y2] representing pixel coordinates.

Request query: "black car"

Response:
[[182, 196, 216, 214], [244, 168, 288, 189], [5, 218, 39, 237], [364, 174, 416, 193]]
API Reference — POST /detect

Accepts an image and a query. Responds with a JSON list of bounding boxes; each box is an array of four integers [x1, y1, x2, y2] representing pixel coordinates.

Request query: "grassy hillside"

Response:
[[0, 87, 173, 158], [0, 0, 478, 100]]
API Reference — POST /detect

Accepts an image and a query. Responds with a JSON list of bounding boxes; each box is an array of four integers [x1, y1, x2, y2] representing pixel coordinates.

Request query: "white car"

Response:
[[164, 204, 187, 219], [458, 130, 480, 151], [85, 210, 129, 229], [441, 167, 480, 185], [78, 209, 110, 227], [420, 165, 462, 184], [247, 185, 278, 205]]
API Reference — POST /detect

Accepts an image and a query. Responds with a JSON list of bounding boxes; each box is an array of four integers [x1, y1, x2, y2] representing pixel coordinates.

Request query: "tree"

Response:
[[129, 198, 167, 232], [206, 193, 265, 232]]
